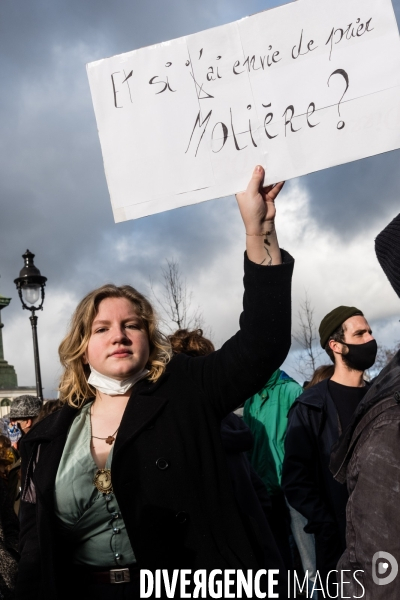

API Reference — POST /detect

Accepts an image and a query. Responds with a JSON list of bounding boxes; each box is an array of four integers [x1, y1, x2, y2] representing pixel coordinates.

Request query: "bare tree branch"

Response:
[[150, 259, 204, 333], [293, 293, 323, 381]]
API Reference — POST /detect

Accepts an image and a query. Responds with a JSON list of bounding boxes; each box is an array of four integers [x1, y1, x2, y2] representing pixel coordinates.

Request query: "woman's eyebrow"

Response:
[[92, 319, 111, 326], [92, 316, 141, 325]]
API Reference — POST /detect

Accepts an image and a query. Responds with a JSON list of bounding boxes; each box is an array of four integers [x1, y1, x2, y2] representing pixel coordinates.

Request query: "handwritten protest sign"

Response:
[[87, 0, 400, 222]]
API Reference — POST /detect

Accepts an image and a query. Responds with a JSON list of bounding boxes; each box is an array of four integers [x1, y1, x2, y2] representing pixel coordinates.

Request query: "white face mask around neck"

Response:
[[87, 366, 149, 396]]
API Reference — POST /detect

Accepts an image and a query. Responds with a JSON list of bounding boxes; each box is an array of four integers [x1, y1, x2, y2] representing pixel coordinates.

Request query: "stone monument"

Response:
[[0, 291, 36, 418], [0, 295, 18, 388]]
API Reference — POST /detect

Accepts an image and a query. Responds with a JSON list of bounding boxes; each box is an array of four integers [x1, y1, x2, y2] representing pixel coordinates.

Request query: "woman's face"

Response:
[[85, 297, 150, 380]]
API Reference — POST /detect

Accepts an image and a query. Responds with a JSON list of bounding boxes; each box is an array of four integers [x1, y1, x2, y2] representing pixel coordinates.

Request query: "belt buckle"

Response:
[[110, 568, 130, 584]]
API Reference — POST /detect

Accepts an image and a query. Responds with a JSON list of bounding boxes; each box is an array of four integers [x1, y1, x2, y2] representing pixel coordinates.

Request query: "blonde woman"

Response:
[[17, 167, 294, 600]]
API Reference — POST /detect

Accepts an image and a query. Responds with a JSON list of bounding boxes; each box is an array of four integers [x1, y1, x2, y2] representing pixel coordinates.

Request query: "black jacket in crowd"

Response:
[[220, 412, 287, 596], [17, 252, 294, 600], [0, 478, 19, 600], [281, 379, 348, 582]]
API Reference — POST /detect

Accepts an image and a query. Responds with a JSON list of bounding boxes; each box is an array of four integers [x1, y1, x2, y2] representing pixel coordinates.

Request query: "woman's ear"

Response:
[[82, 352, 89, 365]]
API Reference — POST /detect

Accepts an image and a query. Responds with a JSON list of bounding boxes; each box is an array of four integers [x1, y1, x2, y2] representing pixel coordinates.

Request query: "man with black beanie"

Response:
[[330, 212, 400, 600], [282, 306, 377, 595]]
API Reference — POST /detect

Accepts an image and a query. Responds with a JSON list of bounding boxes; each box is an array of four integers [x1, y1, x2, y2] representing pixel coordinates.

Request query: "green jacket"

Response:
[[243, 369, 303, 495]]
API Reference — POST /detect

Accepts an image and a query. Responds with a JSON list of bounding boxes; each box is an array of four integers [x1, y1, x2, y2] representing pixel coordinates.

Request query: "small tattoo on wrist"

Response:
[[264, 247, 272, 266], [264, 231, 273, 246]]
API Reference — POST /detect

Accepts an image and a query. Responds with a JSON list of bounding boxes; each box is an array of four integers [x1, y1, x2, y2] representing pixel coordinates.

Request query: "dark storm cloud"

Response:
[[302, 150, 400, 237]]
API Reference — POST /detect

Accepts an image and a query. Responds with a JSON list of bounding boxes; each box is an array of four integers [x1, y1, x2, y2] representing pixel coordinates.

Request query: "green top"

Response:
[[243, 369, 303, 495], [54, 402, 135, 567]]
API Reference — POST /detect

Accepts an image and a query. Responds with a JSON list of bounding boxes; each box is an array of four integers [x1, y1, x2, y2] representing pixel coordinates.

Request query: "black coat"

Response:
[[281, 379, 348, 580], [0, 478, 19, 600], [220, 413, 287, 590], [17, 252, 293, 600]]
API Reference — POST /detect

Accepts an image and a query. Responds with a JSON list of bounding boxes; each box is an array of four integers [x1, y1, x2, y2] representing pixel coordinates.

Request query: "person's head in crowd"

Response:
[[0, 418, 9, 437], [58, 284, 172, 408], [0, 433, 18, 462], [304, 364, 335, 389], [36, 399, 64, 423], [0, 435, 12, 452], [168, 328, 214, 357], [375, 212, 400, 300], [0, 435, 15, 479], [9, 395, 42, 435], [319, 306, 377, 373]]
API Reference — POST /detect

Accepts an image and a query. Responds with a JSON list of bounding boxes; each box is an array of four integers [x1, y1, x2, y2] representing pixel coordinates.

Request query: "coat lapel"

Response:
[[23, 404, 78, 507], [113, 374, 170, 459]]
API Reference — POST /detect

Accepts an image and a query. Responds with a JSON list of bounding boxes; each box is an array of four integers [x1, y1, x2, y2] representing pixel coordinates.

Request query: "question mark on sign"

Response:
[[327, 69, 349, 130]]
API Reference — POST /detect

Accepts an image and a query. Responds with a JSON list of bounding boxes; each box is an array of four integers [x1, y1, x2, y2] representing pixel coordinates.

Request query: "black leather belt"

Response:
[[74, 564, 140, 585]]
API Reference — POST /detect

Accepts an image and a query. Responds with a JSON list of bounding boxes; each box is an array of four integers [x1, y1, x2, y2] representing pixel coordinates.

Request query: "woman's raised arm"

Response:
[[179, 165, 293, 418]]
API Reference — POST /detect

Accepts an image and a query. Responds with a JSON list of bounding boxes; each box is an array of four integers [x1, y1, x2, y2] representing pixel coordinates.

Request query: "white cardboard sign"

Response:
[[87, 0, 400, 222]]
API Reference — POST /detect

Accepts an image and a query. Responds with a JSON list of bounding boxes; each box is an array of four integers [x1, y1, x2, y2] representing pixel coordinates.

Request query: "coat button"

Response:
[[156, 457, 169, 470], [176, 511, 189, 524]]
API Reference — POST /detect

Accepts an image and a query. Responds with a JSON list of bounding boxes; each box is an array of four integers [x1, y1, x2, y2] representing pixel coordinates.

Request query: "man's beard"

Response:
[[342, 352, 363, 372]]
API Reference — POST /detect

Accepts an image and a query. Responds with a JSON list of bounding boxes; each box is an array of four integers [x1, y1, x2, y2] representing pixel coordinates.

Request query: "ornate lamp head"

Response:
[[14, 250, 47, 311]]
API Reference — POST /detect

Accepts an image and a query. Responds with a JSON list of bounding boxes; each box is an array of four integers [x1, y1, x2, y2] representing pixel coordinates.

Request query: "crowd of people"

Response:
[[0, 166, 399, 599]]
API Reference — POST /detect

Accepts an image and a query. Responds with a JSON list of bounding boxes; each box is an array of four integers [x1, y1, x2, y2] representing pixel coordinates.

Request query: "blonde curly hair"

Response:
[[58, 284, 172, 408]]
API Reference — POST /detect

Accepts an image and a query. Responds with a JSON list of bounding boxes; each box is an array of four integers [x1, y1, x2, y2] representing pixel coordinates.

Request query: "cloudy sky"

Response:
[[0, 0, 399, 397]]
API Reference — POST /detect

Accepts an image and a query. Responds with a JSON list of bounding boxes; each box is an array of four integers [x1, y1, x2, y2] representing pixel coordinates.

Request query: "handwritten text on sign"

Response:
[[87, 0, 400, 222]]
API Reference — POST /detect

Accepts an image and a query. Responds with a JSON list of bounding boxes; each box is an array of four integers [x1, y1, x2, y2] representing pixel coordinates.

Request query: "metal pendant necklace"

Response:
[[90, 407, 120, 446], [90, 409, 120, 495], [93, 468, 113, 494], [92, 427, 120, 446]]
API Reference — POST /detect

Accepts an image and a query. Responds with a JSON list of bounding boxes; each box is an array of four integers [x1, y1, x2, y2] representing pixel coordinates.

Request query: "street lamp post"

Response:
[[14, 250, 47, 401]]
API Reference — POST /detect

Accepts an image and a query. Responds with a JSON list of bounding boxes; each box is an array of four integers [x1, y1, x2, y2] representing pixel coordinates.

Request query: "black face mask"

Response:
[[342, 339, 378, 371]]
